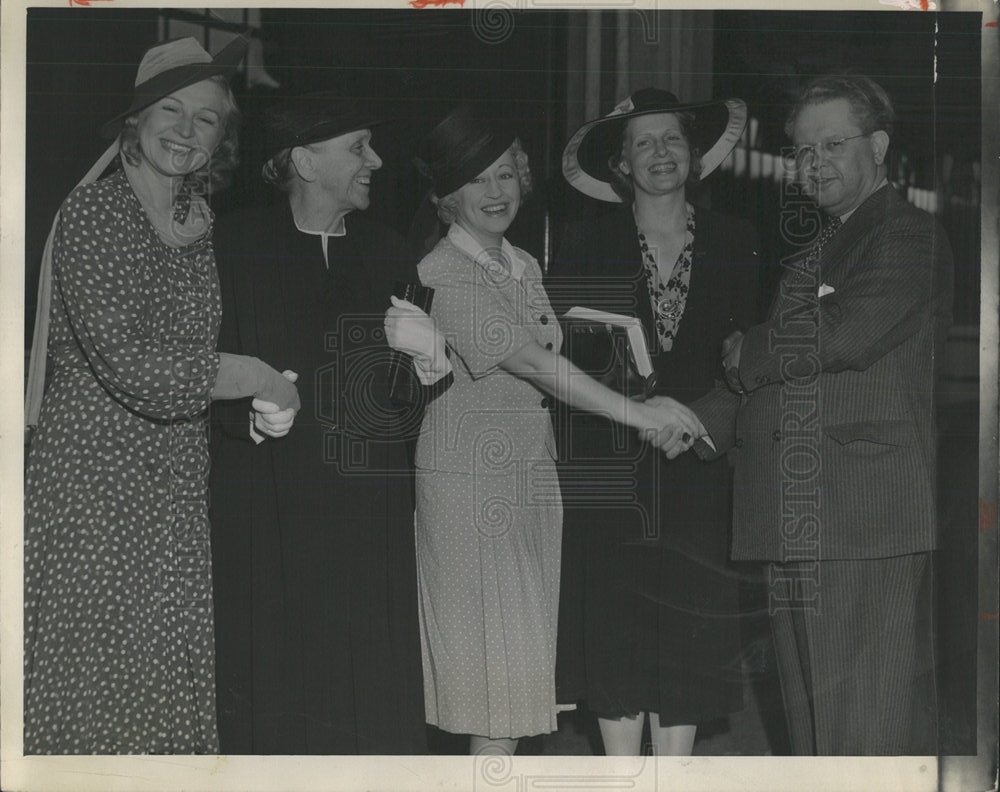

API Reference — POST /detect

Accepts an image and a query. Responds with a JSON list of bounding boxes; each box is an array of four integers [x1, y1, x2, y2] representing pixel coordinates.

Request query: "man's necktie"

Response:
[[806, 216, 842, 265]]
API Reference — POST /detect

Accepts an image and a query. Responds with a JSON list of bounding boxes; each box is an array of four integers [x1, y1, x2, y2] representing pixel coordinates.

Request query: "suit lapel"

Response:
[[819, 184, 898, 275], [688, 205, 710, 317], [766, 185, 899, 317]]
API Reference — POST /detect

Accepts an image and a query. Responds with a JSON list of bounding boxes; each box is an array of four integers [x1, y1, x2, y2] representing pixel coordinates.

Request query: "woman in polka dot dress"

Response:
[[23, 37, 299, 755], [411, 106, 704, 756]]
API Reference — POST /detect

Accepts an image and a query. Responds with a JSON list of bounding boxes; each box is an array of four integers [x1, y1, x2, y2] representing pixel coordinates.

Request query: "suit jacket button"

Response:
[[539, 314, 549, 325], [756, 374, 766, 384], [545, 342, 554, 350], [735, 437, 745, 449], [541, 397, 551, 408], [772, 430, 782, 442]]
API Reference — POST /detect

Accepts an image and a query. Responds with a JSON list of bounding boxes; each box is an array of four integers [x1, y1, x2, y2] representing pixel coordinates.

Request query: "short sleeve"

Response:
[[53, 187, 219, 420], [420, 250, 535, 379]]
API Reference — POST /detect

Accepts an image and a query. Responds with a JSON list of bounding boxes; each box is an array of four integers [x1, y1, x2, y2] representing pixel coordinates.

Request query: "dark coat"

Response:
[[689, 184, 954, 755], [547, 203, 763, 721], [547, 203, 764, 549], [693, 184, 954, 561], [208, 202, 443, 754]]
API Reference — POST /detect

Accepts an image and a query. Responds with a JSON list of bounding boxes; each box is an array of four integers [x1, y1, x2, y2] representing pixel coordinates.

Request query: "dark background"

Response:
[[23, 7, 984, 755], [25, 9, 982, 326]]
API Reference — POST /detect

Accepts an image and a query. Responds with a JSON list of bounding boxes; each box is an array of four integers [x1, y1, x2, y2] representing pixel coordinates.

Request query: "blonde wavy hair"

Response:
[[433, 138, 533, 225]]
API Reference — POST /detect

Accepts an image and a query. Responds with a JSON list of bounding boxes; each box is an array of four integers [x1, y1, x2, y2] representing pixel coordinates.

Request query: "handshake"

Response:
[[250, 296, 450, 440], [635, 395, 709, 459], [634, 329, 742, 456], [251, 370, 299, 439]]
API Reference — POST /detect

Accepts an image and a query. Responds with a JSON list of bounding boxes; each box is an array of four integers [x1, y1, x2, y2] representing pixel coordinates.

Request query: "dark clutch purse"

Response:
[[561, 308, 657, 400], [387, 280, 435, 404]]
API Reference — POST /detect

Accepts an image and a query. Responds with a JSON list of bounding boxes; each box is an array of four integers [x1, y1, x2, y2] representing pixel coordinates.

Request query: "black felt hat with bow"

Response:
[[414, 104, 516, 198], [261, 91, 383, 163]]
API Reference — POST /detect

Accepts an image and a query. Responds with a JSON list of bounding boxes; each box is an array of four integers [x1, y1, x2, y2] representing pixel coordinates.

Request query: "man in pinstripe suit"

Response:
[[672, 75, 954, 754]]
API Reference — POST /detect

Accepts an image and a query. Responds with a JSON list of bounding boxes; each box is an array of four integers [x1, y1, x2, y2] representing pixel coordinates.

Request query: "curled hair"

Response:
[[784, 74, 895, 138], [607, 111, 703, 201], [119, 75, 241, 192], [434, 138, 533, 225]]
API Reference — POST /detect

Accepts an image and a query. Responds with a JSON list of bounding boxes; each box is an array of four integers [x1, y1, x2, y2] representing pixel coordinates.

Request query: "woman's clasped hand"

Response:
[[638, 394, 708, 457]]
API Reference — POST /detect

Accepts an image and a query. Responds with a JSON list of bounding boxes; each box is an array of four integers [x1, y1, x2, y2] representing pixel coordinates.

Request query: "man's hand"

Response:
[[722, 330, 745, 393], [252, 370, 298, 438]]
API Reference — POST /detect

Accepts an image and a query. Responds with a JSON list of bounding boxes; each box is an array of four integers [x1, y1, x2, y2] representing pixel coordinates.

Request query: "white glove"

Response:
[[384, 296, 452, 384]]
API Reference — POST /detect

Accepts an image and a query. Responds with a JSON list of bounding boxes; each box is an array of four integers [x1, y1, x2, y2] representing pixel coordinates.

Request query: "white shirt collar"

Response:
[[447, 223, 526, 282], [293, 213, 347, 269], [840, 177, 889, 224]]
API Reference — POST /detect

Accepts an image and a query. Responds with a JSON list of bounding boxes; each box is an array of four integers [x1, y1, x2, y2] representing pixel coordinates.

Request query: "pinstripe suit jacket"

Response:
[[694, 185, 953, 561]]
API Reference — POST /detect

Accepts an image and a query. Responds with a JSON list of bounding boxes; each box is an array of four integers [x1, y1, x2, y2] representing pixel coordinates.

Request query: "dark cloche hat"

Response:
[[563, 87, 747, 202], [414, 104, 516, 199], [101, 35, 248, 139], [261, 91, 381, 163]]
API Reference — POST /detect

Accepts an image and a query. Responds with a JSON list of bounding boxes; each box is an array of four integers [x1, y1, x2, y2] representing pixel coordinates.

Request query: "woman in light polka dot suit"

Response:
[[23, 37, 299, 754], [411, 105, 705, 756]]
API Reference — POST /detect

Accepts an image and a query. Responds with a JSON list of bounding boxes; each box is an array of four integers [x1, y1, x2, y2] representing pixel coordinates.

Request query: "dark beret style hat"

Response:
[[262, 91, 381, 163], [563, 87, 748, 202], [101, 35, 248, 139], [414, 104, 516, 199]]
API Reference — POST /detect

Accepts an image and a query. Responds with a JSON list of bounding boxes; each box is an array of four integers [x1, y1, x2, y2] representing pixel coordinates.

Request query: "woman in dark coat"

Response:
[[550, 88, 763, 755], [208, 93, 450, 754]]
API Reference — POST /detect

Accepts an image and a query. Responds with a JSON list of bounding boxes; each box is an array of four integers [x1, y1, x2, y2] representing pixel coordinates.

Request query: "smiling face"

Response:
[[304, 128, 383, 215], [135, 79, 229, 178], [619, 112, 691, 198], [791, 98, 887, 217], [449, 149, 521, 249]]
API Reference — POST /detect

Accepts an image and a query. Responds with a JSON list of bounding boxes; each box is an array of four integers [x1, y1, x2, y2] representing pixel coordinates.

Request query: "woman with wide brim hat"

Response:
[[411, 104, 705, 755], [562, 87, 747, 203], [549, 88, 764, 756], [23, 36, 302, 754]]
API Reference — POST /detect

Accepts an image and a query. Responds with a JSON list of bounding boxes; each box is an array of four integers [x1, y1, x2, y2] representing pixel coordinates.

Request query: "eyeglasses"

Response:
[[785, 133, 872, 168]]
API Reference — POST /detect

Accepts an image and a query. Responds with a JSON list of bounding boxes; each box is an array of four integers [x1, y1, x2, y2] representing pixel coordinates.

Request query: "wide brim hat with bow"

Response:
[[414, 104, 516, 199], [29, 34, 248, 433], [563, 87, 747, 202], [100, 35, 248, 139]]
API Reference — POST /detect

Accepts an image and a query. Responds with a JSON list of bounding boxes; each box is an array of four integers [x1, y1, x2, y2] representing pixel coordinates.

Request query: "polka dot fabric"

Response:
[[24, 169, 222, 754], [415, 234, 568, 740]]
